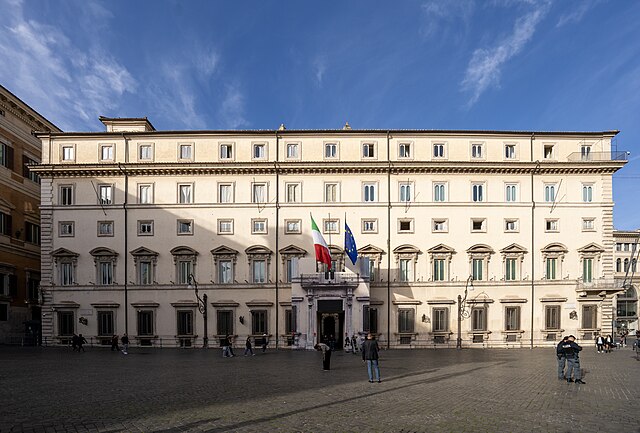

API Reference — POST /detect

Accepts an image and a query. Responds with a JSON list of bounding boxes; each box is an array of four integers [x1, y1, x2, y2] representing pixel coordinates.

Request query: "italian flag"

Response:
[[311, 215, 332, 270]]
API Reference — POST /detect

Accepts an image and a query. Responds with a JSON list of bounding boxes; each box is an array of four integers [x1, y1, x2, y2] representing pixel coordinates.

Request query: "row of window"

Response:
[[0, 212, 40, 244], [0, 141, 40, 183], [58, 141, 596, 163], [56, 181, 597, 206]]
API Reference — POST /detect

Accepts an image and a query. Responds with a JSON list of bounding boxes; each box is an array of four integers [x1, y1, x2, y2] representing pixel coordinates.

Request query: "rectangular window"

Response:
[[471, 218, 486, 232], [398, 309, 415, 333], [582, 218, 595, 231], [285, 306, 297, 334], [434, 183, 446, 202], [251, 310, 268, 335], [286, 143, 299, 159], [286, 183, 300, 203], [285, 219, 301, 234], [178, 184, 193, 204], [433, 259, 445, 281], [98, 221, 114, 237], [253, 143, 266, 159], [98, 185, 113, 205], [399, 183, 412, 202], [362, 219, 377, 233], [138, 184, 153, 204], [399, 143, 411, 158], [98, 261, 114, 285], [505, 184, 517, 202], [471, 143, 483, 159], [433, 143, 445, 158], [60, 185, 74, 205], [220, 144, 233, 160], [177, 220, 193, 235], [323, 219, 339, 234], [0, 212, 10, 237], [505, 144, 516, 159], [472, 184, 484, 202], [472, 259, 483, 281], [58, 311, 74, 336], [285, 258, 299, 283], [545, 305, 561, 330], [324, 183, 338, 202], [505, 306, 520, 331], [137, 311, 154, 336], [432, 308, 448, 332], [582, 184, 593, 203], [179, 144, 193, 160], [582, 305, 597, 329], [177, 311, 194, 335], [218, 219, 233, 234], [97, 311, 114, 336], [543, 144, 554, 159], [546, 258, 557, 280], [471, 307, 487, 331], [23, 155, 40, 183], [217, 310, 233, 335], [252, 219, 267, 234], [583, 258, 593, 283], [505, 219, 518, 232], [252, 183, 266, 203], [139, 261, 152, 285], [433, 219, 448, 233], [137, 220, 153, 236], [60, 262, 74, 286], [505, 258, 517, 281], [0, 142, 14, 169], [398, 219, 413, 233], [324, 143, 338, 158], [25, 222, 40, 245], [100, 145, 114, 161], [253, 260, 266, 283], [362, 143, 375, 158], [59, 221, 74, 237], [363, 183, 376, 202], [581, 145, 592, 161], [177, 261, 192, 284], [545, 219, 559, 232], [218, 184, 233, 203], [399, 259, 413, 282], [363, 306, 378, 333], [218, 260, 232, 284], [62, 146, 75, 161], [139, 144, 153, 160]]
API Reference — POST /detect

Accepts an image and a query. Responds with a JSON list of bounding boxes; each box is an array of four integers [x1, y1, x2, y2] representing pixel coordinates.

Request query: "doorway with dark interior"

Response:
[[317, 299, 344, 350]]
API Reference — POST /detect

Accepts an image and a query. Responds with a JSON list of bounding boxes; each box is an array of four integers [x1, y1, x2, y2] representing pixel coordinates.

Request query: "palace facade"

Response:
[[33, 118, 629, 348]]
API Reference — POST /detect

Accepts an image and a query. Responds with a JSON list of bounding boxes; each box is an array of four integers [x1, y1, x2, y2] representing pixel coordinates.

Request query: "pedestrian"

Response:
[[595, 334, 604, 353], [314, 342, 332, 371], [604, 334, 613, 353], [329, 335, 336, 351], [620, 332, 626, 348], [362, 333, 381, 383], [344, 333, 351, 352], [111, 334, 119, 351], [262, 334, 268, 353], [222, 335, 233, 357], [228, 335, 236, 357], [121, 333, 129, 355], [562, 335, 585, 384], [556, 336, 569, 379], [71, 333, 79, 351], [77, 334, 87, 352], [244, 336, 255, 356], [351, 335, 358, 354]]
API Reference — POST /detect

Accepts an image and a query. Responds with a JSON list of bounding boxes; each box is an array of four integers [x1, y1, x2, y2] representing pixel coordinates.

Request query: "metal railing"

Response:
[[297, 272, 361, 287], [567, 151, 628, 162]]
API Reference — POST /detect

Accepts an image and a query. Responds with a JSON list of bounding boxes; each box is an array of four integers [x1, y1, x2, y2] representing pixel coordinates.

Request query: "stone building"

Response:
[[33, 118, 628, 348], [613, 230, 640, 336], [0, 85, 59, 343]]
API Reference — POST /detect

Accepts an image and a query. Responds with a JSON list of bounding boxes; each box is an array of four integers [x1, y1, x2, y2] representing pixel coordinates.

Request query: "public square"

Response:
[[1, 344, 639, 433]]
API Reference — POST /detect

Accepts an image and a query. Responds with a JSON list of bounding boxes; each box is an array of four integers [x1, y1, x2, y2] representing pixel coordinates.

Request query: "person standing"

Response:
[[261, 334, 268, 353], [595, 334, 604, 353], [222, 335, 233, 357], [244, 336, 255, 356], [604, 334, 613, 353], [556, 336, 568, 380], [362, 333, 381, 383], [563, 335, 585, 384], [110, 334, 119, 351], [351, 335, 358, 355], [314, 342, 332, 371], [71, 334, 79, 352], [121, 333, 129, 355], [228, 335, 236, 357], [344, 333, 351, 353]]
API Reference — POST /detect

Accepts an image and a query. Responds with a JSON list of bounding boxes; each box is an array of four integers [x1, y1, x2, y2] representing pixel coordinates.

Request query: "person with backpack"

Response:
[[562, 335, 585, 384]]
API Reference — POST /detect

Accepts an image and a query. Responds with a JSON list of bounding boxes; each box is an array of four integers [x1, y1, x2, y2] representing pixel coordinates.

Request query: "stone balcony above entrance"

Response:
[[298, 272, 360, 289]]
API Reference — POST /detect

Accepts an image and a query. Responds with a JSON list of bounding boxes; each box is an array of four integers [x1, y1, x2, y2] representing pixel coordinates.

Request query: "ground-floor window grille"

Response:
[[137, 310, 154, 336], [582, 304, 597, 329], [471, 307, 487, 332], [398, 308, 414, 333], [177, 310, 194, 335], [432, 308, 449, 332], [505, 306, 520, 331], [217, 310, 233, 336], [97, 311, 114, 336], [363, 306, 378, 334], [285, 307, 297, 334], [251, 310, 267, 335], [58, 311, 74, 336], [545, 305, 560, 330]]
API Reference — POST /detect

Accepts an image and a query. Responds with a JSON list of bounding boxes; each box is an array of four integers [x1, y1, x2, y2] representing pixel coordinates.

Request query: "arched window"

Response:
[[616, 258, 622, 272]]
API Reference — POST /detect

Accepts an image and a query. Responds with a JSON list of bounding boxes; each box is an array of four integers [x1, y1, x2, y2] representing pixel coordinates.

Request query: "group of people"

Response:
[[221, 335, 268, 357], [315, 333, 381, 383], [595, 334, 616, 353], [109, 334, 129, 354], [70, 334, 87, 352], [556, 335, 585, 384], [344, 334, 362, 354]]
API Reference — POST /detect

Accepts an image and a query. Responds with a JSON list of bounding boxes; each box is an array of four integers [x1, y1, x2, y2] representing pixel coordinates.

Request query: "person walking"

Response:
[[362, 333, 381, 383], [110, 334, 119, 351], [228, 335, 236, 357], [563, 335, 585, 384], [121, 333, 129, 355], [351, 335, 358, 355], [314, 342, 332, 371], [261, 334, 268, 353], [595, 334, 604, 353], [244, 336, 255, 356], [222, 335, 233, 357], [604, 334, 613, 353], [77, 334, 87, 352], [71, 333, 79, 352], [344, 333, 351, 353], [556, 336, 569, 380]]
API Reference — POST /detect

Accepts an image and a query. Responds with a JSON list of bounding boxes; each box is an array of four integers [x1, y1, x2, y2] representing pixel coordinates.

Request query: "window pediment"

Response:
[[328, 245, 343, 255], [245, 245, 273, 256], [500, 243, 527, 255], [427, 244, 455, 255], [130, 246, 159, 257], [541, 243, 568, 254], [279, 244, 307, 256], [358, 244, 385, 255], [393, 244, 421, 255], [578, 243, 604, 254], [89, 247, 118, 257], [211, 245, 239, 256], [467, 244, 494, 255], [171, 246, 198, 256], [51, 247, 79, 258]]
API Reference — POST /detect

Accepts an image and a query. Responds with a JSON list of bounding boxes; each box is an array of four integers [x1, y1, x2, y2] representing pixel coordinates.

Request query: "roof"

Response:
[[0, 84, 61, 132]]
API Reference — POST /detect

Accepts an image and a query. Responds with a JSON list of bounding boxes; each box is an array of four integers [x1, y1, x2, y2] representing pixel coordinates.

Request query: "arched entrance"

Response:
[[317, 300, 344, 349]]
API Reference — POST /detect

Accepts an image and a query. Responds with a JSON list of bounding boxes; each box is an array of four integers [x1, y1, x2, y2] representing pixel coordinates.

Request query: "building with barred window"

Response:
[[33, 117, 629, 348], [0, 85, 60, 343]]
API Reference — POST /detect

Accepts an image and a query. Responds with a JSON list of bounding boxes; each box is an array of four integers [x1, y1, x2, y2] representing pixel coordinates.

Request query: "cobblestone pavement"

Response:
[[1, 343, 639, 433]]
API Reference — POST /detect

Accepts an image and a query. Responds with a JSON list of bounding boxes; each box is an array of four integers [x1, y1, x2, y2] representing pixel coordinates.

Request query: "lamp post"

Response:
[[188, 274, 208, 348], [457, 276, 474, 350]]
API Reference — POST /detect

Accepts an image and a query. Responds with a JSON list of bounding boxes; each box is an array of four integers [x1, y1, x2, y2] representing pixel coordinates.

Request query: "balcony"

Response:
[[298, 272, 360, 289], [567, 151, 628, 162], [576, 278, 626, 291]]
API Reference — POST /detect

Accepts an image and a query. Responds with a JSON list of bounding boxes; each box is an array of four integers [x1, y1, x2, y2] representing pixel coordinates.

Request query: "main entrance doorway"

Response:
[[317, 299, 344, 350]]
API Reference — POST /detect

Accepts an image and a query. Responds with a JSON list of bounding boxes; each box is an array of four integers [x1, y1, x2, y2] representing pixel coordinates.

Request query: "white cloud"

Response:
[[313, 55, 327, 87], [460, 1, 550, 106], [0, 0, 136, 130], [420, 0, 475, 39], [218, 83, 248, 130], [556, 0, 601, 27]]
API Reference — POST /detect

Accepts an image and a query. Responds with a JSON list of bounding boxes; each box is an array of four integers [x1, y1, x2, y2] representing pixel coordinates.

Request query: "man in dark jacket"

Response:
[[562, 335, 585, 384], [556, 336, 568, 380], [362, 333, 381, 383]]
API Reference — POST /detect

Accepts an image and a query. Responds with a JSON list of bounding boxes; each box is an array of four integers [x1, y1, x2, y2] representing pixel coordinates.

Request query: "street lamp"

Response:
[[188, 274, 208, 348], [457, 275, 474, 350]]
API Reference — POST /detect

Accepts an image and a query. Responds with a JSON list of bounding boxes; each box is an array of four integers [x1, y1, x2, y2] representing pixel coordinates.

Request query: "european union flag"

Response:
[[344, 220, 358, 265]]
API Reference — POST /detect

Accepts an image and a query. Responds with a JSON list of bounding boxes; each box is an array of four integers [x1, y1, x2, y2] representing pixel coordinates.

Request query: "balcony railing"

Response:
[[297, 272, 361, 288], [576, 278, 626, 290], [567, 151, 628, 162]]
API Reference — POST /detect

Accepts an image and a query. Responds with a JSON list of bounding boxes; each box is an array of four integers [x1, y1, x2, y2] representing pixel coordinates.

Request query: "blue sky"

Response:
[[1, 0, 639, 229]]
